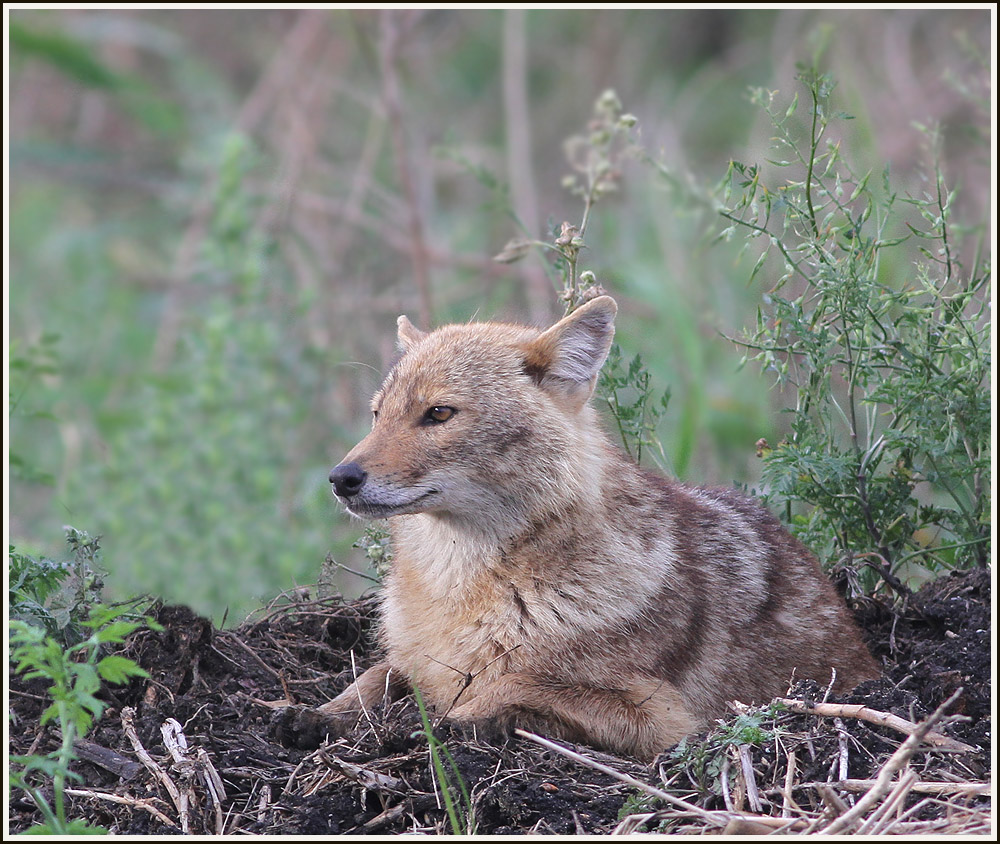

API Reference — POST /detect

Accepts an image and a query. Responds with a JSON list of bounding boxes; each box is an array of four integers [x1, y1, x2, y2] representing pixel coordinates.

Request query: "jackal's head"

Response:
[[329, 296, 617, 535]]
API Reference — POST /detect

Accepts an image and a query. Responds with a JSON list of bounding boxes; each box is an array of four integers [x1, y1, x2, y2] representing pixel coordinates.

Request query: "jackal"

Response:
[[306, 296, 878, 759]]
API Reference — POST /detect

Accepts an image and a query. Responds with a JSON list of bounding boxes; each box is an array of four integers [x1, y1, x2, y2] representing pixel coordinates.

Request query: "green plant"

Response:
[[495, 90, 673, 467], [719, 67, 990, 591], [9, 528, 143, 646], [9, 607, 153, 835], [413, 688, 476, 835], [353, 523, 393, 578], [663, 704, 780, 799], [599, 344, 672, 467]]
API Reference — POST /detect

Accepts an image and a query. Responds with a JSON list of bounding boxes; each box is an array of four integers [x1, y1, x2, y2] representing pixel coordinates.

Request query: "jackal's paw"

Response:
[[270, 705, 357, 750], [441, 714, 510, 747], [447, 701, 576, 749], [443, 703, 523, 747]]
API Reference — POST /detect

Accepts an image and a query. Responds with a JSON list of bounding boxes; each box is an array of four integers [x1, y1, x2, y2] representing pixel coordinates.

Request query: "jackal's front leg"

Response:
[[446, 673, 700, 760], [274, 661, 408, 749]]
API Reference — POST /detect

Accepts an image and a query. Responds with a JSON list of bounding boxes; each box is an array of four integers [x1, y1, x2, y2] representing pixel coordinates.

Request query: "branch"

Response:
[[63, 788, 177, 828], [514, 729, 807, 832], [818, 689, 968, 834], [775, 696, 975, 753]]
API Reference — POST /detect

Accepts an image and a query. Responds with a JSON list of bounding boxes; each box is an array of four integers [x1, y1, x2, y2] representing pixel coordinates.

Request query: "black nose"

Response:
[[329, 462, 367, 498]]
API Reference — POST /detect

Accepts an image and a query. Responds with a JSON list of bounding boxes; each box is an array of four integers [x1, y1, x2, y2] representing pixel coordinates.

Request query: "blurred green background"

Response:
[[7, 8, 991, 624]]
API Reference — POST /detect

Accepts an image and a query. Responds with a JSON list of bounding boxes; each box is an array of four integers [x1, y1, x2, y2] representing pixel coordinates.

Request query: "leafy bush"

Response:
[[719, 67, 990, 590], [9, 530, 156, 835], [9, 527, 138, 646]]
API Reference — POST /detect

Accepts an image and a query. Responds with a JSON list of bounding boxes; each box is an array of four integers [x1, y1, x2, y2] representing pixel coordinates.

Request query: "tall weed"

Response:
[[719, 67, 990, 589]]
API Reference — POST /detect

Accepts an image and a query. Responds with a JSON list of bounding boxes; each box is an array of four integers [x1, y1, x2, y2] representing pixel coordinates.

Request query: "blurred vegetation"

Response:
[[8, 9, 991, 623]]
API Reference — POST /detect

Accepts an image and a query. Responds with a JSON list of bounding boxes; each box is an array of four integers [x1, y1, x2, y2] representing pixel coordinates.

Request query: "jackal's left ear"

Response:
[[397, 315, 427, 352], [521, 296, 617, 409]]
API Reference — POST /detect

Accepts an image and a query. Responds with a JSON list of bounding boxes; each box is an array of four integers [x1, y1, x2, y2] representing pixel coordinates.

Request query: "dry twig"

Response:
[[121, 707, 184, 831], [63, 788, 177, 828], [819, 688, 966, 834], [801, 778, 991, 796], [514, 729, 807, 832], [776, 696, 974, 752]]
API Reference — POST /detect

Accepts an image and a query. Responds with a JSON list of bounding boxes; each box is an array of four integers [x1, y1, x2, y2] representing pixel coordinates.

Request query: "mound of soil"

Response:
[[8, 567, 991, 835]]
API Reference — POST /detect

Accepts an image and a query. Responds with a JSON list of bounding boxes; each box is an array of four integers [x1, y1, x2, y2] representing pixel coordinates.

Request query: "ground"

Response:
[[8, 566, 991, 835]]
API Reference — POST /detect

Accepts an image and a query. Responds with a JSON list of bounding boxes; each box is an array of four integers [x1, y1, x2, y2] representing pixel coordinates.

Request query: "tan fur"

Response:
[[321, 297, 880, 759]]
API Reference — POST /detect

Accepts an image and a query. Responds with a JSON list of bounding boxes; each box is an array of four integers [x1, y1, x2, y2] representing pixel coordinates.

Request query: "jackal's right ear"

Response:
[[396, 315, 427, 352], [521, 296, 617, 409]]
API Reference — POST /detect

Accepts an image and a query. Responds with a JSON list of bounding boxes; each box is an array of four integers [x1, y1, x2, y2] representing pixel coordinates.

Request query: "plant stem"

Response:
[[804, 84, 823, 242], [54, 701, 77, 830]]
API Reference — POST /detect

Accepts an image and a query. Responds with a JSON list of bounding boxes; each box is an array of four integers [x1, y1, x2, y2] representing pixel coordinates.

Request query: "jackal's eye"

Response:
[[423, 405, 455, 424]]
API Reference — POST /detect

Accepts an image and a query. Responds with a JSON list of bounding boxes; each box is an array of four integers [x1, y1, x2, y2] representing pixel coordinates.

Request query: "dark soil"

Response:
[[8, 567, 991, 835]]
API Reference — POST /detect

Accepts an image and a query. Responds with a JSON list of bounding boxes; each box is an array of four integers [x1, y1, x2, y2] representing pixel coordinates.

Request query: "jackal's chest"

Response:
[[380, 580, 525, 705]]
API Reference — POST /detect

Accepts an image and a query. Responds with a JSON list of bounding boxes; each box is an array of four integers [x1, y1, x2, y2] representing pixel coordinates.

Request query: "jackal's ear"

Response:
[[521, 296, 617, 409], [396, 315, 427, 352]]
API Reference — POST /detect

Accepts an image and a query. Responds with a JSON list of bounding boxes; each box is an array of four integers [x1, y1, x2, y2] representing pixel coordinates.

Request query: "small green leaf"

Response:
[[97, 654, 149, 684]]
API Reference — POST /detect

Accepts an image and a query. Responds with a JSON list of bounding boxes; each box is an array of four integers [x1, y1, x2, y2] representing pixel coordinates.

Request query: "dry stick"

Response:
[[613, 811, 659, 835], [858, 768, 919, 835], [817, 779, 991, 796], [819, 688, 965, 835], [246, 590, 370, 627], [121, 707, 185, 832], [815, 784, 851, 820], [284, 758, 308, 796], [514, 729, 805, 831], [880, 788, 986, 835], [162, 717, 229, 836], [834, 717, 850, 780], [198, 747, 229, 836], [781, 748, 802, 818], [72, 738, 142, 781], [63, 788, 177, 828], [160, 719, 191, 834], [776, 697, 975, 753], [890, 817, 993, 835], [319, 750, 404, 792], [256, 783, 272, 824], [719, 755, 734, 812], [738, 744, 763, 813], [361, 794, 438, 833]]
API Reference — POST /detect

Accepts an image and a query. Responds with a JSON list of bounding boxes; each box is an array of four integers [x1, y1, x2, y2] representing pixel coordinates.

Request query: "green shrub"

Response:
[[719, 67, 990, 590], [9, 533, 155, 835], [9, 527, 140, 647]]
